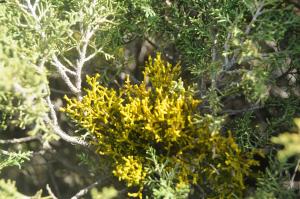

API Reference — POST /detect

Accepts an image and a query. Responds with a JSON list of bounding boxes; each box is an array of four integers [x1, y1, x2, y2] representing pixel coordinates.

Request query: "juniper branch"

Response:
[[51, 54, 80, 94]]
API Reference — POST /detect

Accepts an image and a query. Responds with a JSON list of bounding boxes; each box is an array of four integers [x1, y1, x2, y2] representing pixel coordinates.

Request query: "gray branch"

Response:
[[51, 55, 80, 94], [0, 136, 40, 144]]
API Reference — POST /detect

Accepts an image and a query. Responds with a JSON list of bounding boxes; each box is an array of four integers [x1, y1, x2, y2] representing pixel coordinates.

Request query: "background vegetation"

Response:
[[0, 0, 300, 198]]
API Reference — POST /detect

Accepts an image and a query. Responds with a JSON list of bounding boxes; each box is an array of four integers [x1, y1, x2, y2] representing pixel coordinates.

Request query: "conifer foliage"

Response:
[[0, 0, 300, 198]]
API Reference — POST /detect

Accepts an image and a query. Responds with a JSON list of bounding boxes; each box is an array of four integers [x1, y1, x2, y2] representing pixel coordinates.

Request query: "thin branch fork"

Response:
[[51, 55, 76, 76], [46, 184, 58, 199], [51, 54, 80, 94], [84, 47, 103, 62], [46, 96, 89, 147], [47, 120, 89, 147], [75, 26, 97, 99], [51, 6, 107, 99], [25, 0, 39, 21], [245, 3, 265, 35]]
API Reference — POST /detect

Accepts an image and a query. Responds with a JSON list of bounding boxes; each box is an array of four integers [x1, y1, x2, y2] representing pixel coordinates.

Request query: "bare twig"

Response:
[[0, 149, 11, 155], [45, 116, 89, 147], [62, 56, 76, 69], [75, 26, 96, 99], [84, 47, 103, 62], [48, 1, 111, 100], [290, 159, 300, 189], [70, 177, 108, 199], [46, 184, 58, 199], [0, 136, 40, 144], [211, 37, 217, 62], [245, 3, 265, 35], [46, 95, 58, 125], [52, 25, 98, 99]]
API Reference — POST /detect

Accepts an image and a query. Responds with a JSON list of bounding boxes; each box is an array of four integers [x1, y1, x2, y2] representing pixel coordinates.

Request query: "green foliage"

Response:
[[266, 97, 300, 133], [0, 150, 32, 171], [231, 112, 267, 151], [240, 68, 269, 103], [0, 0, 300, 198], [63, 54, 258, 198], [0, 8, 48, 132], [144, 147, 190, 199], [248, 157, 297, 199], [118, 0, 300, 105]]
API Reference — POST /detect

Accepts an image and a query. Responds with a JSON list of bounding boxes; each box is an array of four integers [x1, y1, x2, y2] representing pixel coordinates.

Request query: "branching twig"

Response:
[[51, 55, 79, 94], [75, 26, 96, 99], [84, 47, 104, 62], [52, 24, 99, 99], [46, 184, 58, 199], [245, 3, 265, 35], [70, 177, 108, 199], [46, 116, 89, 147], [25, 0, 39, 21]]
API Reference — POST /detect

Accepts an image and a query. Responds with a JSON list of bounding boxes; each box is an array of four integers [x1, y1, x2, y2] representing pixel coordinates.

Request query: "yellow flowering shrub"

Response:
[[62, 54, 258, 198]]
